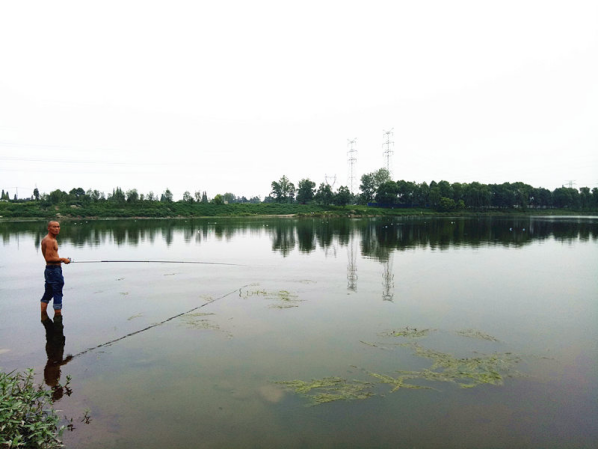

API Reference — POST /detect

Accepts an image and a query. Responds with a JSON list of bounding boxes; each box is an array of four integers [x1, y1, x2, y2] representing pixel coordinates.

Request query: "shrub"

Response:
[[0, 369, 64, 448]]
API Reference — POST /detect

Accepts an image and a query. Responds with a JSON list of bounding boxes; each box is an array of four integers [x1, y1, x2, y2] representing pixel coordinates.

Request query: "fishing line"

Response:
[[70, 259, 245, 267], [71, 284, 252, 359]]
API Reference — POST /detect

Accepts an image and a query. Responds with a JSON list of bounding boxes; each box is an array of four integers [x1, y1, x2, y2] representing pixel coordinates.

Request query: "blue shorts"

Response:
[[41, 266, 64, 310]]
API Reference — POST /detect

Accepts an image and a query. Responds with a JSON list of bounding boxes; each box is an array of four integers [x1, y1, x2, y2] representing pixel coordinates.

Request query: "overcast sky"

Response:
[[1, 0, 597, 201]]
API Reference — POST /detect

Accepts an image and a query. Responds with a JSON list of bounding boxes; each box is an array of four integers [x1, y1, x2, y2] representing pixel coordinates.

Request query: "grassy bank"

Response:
[[0, 201, 595, 221]]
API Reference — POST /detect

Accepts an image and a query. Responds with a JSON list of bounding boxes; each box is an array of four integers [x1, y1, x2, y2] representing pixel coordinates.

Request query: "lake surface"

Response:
[[1, 216, 597, 448]]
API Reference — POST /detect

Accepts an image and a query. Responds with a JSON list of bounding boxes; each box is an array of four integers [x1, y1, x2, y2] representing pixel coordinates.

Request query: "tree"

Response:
[[359, 168, 390, 205], [126, 189, 139, 203], [315, 183, 334, 205], [33, 188, 40, 201], [49, 189, 67, 204], [201, 191, 208, 203], [297, 179, 316, 204], [335, 186, 352, 206], [223, 193, 236, 204], [375, 181, 398, 205], [194, 191, 202, 202], [270, 175, 295, 203], [373, 168, 391, 188], [161, 188, 173, 203], [109, 187, 126, 203], [182, 191, 193, 202], [211, 194, 224, 205], [437, 197, 456, 212], [359, 173, 376, 204]]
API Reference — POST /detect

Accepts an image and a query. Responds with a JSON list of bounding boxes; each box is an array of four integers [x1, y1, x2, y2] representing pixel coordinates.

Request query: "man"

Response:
[[41, 221, 70, 315]]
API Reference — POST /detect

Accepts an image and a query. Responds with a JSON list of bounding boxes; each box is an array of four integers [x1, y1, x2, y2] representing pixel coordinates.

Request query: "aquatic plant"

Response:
[[405, 344, 522, 388], [0, 369, 64, 448], [240, 287, 302, 309], [381, 327, 434, 338], [277, 325, 527, 405], [455, 329, 500, 341], [366, 372, 432, 393], [275, 377, 374, 405]]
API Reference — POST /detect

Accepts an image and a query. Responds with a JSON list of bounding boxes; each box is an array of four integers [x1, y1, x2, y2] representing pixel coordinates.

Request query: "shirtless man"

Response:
[[41, 221, 70, 316]]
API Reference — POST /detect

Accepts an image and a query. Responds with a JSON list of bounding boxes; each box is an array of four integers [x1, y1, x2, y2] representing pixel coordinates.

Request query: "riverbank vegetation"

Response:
[[2, 169, 596, 219], [0, 369, 64, 448]]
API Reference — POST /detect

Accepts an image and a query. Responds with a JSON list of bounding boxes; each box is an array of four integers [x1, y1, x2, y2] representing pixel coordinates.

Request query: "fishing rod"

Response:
[[71, 284, 252, 359], [69, 259, 245, 267]]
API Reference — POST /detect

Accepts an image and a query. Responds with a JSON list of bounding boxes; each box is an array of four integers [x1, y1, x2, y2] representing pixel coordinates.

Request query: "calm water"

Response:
[[1, 216, 597, 448]]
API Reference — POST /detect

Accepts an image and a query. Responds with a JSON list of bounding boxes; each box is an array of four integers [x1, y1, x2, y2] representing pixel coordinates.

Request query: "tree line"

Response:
[[268, 169, 598, 210], [2, 168, 597, 211]]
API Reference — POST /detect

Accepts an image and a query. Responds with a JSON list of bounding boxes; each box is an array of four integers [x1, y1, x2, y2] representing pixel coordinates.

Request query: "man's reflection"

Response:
[[41, 311, 73, 401]]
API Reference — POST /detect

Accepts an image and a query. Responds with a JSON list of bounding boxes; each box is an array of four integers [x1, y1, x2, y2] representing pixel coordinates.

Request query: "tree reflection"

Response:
[[0, 216, 595, 256]]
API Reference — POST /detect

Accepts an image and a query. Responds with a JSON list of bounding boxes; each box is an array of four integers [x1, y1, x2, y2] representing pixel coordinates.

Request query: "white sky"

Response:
[[1, 0, 597, 200]]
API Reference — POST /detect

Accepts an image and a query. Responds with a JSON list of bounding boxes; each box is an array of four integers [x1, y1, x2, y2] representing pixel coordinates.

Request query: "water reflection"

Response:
[[2, 217, 596, 256], [40, 314, 73, 401]]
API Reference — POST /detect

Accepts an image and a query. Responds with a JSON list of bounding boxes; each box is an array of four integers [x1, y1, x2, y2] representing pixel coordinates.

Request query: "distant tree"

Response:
[[126, 189, 139, 203], [69, 187, 86, 202], [49, 189, 67, 204], [223, 193, 236, 204], [194, 191, 202, 202], [211, 194, 224, 205], [249, 196, 261, 204], [359, 173, 376, 204], [147, 191, 155, 201], [297, 179, 316, 204], [335, 186, 352, 206], [182, 191, 194, 203], [201, 191, 208, 203], [271, 175, 295, 203], [579, 187, 591, 209], [437, 197, 456, 212], [373, 168, 391, 188], [315, 183, 334, 205], [33, 187, 40, 201], [375, 181, 398, 205], [161, 188, 173, 203], [396, 180, 417, 206], [109, 187, 126, 203]]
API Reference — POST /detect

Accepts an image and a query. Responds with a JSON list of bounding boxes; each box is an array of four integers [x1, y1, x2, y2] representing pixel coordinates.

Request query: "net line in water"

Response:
[[71, 284, 252, 359]]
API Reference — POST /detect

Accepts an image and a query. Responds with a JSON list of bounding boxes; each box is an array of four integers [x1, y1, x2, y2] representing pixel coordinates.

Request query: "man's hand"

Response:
[[63, 258, 71, 264]]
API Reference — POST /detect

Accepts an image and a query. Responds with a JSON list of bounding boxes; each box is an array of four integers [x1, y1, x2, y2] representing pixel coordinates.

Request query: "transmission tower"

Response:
[[325, 174, 337, 189], [382, 128, 394, 176], [347, 138, 357, 194], [565, 180, 576, 188]]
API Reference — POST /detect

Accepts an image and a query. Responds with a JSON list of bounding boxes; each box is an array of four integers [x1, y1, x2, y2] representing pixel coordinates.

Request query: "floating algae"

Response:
[[381, 327, 434, 338], [240, 286, 303, 309], [275, 377, 374, 405], [366, 371, 432, 393], [179, 313, 222, 331], [277, 326, 529, 405], [455, 329, 500, 342], [408, 343, 523, 388]]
